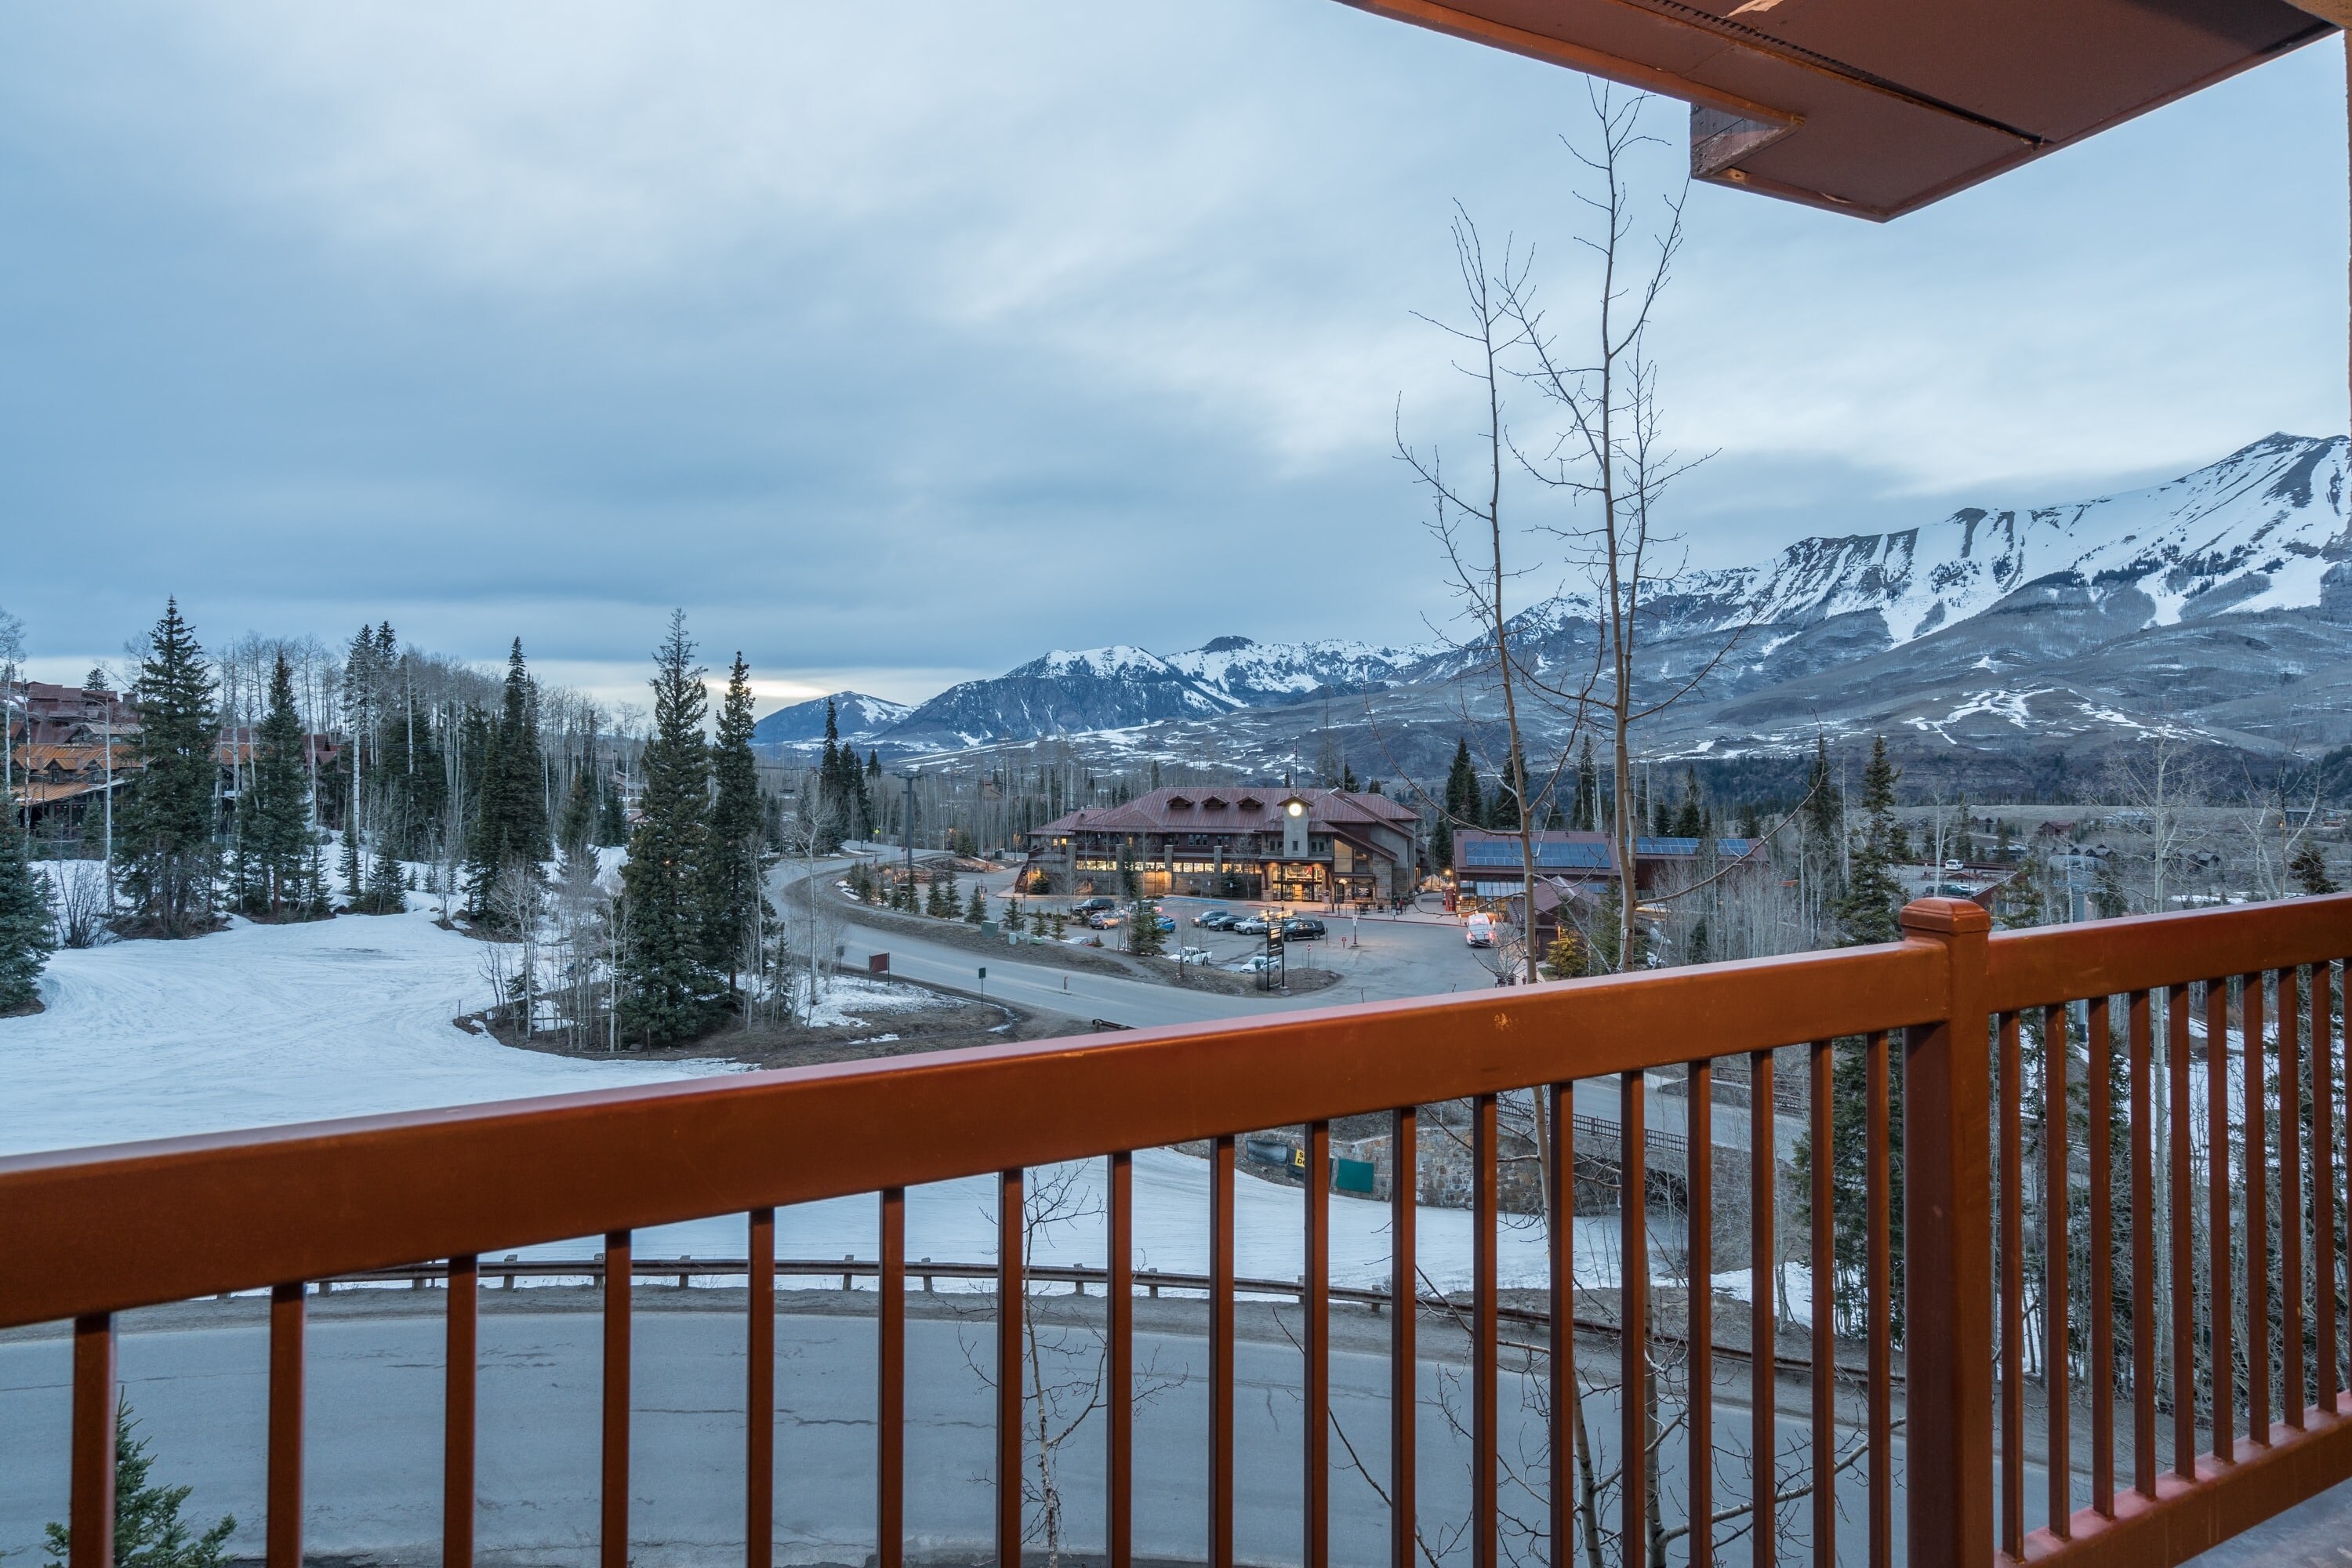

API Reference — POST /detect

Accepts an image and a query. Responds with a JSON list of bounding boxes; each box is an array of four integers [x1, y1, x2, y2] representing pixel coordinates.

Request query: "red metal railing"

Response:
[[2, 895, 2348, 1568]]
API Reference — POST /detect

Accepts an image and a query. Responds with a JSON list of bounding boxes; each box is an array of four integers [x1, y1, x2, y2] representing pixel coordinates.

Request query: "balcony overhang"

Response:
[[1341, 0, 2338, 220]]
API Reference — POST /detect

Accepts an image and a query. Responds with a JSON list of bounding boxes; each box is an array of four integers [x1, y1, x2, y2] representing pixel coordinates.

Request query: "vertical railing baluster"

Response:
[[2281, 969, 2306, 1429], [1809, 1039, 1833, 1568], [2318, 963, 2342, 1416], [1211, 1135, 1235, 1568], [1865, 1032, 1891, 1567], [2168, 985, 2196, 1479], [1475, 1093, 1499, 1568], [2206, 978, 2234, 1465], [1547, 1085, 1572, 1568], [998, 1168, 1025, 1568], [880, 1189, 905, 1568], [69, 1313, 114, 1568], [748, 1210, 774, 1568], [1999, 1012, 2025, 1555], [270, 1281, 306, 1568], [1689, 1058, 1713, 1568], [446, 1254, 477, 1568], [2087, 994, 2114, 1518], [1897, 898, 1994, 1568], [1391, 1108, 1417, 1568], [1109, 1151, 1134, 1568], [1305, 1120, 1330, 1568], [2129, 992, 2156, 1497], [1620, 1073, 1647, 1568], [2245, 973, 2270, 1444], [1749, 1051, 1776, 1568], [2043, 1001, 2071, 1538], [603, 1232, 630, 1568]]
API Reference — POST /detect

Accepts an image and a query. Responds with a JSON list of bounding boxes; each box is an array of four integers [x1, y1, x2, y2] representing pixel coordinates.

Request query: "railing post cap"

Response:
[[1900, 897, 1990, 938]]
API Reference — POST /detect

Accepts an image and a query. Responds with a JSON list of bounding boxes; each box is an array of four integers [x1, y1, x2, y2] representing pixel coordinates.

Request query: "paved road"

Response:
[[1, 1295, 1933, 1568]]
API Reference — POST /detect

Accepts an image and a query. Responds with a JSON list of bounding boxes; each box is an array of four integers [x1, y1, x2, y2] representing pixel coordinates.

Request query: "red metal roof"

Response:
[[1034, 786, 1419, 837], [1347, 0, 2332, 219]]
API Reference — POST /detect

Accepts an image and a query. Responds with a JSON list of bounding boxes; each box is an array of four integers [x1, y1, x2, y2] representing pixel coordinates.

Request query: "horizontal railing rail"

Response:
[[2, 894, 2347, 1568]]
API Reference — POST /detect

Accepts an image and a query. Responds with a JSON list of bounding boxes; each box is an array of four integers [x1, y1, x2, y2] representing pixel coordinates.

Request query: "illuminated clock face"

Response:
[[1287, 802, 1304, 817]]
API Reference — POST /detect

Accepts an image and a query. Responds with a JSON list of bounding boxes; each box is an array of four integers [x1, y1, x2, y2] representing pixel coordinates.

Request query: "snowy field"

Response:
[[0, 895, 1679, 1291]]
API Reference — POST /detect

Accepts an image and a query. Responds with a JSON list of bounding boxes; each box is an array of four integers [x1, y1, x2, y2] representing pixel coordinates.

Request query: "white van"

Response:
[[1465, 913, 1495, 948]]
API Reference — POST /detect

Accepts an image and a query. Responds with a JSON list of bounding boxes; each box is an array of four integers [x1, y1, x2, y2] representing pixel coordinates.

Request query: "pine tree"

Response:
[[0, 816, 55, 1013], [703, 654, 768, 996], [43, 1402, 235, 1568], [596, 774, 629, 847], [465, 641, 550, 920], [1439, 737, 1479, 867], [1671, 768, 1704, 838], [1129, 898, 1165, 956], [617, 613, 724, 1045], [1835, 737, 1904, 946], [931, 861, 960, 917], [2292, 840, 2339, 896], [557, 766, 599, 877], [1572, 735, 1600, 830], [363, 847, 408, 915], [115, 601, 220, 938], [236, 653, 315, 919], [965, 885, 987, 924]]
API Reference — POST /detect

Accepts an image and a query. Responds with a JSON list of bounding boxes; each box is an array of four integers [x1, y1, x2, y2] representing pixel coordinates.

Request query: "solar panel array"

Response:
[[1460, 840, 1613, 870]]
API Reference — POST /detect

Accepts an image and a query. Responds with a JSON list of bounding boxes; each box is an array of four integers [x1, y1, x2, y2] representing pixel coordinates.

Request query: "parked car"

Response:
[[1176, 946, 1215, 964], [1232, 916, 1270, 936], [1154, 914, 1177, 933], [1465, 913, 1495, 948], [1280, 917, 1327, 941], [1073, 896, 1115, 913], [1192, 909, 1233, 927], [1087, 910, 1122, 929], [1232, 953, 1279, 972]]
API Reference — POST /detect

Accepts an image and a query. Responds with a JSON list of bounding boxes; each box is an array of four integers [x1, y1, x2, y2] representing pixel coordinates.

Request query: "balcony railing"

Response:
[[2, 895, 2349, 1568]]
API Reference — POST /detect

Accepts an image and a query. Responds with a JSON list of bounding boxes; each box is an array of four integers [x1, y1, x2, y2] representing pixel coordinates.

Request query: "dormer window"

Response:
[[1203, 796, 1228, 810], [1236, 796, 1263, 811], [1167, 795, 1194, 810]]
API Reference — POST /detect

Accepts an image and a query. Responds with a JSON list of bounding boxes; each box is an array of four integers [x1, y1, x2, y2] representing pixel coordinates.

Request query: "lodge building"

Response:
[[1026, 786, 1421, 904]]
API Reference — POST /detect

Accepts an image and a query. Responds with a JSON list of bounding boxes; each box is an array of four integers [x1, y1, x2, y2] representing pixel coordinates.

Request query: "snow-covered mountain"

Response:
[[884, 646, 1240, 746], [793, 434, 2352, 775], [1163, 635, 1435, 706], [750, 691, 911, 748]]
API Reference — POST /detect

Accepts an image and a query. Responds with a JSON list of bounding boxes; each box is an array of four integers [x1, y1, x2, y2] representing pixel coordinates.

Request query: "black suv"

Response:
[[1280, 917, 1327, 941], [1071, 896, 1116, 913]]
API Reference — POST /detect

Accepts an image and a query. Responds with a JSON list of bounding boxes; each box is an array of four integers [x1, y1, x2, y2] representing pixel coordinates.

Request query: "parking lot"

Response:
[[974, 877, 1510, 1004]]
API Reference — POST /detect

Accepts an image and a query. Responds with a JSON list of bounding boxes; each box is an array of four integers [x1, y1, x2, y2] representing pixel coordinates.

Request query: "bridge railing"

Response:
[[2, 895, 2347, 1568]]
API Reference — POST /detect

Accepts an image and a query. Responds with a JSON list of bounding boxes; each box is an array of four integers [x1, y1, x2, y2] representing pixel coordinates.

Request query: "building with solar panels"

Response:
[[1450, 829, 1765, 909]]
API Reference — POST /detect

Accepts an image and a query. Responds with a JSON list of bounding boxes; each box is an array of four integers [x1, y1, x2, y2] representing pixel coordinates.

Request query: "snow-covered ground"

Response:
[[0, 898, 1676, 1293]]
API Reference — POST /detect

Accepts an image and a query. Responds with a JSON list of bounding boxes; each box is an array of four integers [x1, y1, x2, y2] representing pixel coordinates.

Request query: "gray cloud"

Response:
[[0, 1, 2343, 712]]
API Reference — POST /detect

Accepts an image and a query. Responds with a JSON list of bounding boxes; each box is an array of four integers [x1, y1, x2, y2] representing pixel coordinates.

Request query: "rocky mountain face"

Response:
[[764, 434, 2352, 786]]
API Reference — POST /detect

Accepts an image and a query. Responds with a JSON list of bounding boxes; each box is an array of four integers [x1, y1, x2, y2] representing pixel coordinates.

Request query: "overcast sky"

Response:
[[3, 2, 2347, 715]]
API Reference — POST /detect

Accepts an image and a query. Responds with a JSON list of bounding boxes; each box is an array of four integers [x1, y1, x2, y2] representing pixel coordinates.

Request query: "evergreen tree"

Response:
[[0, 816, 55, 1013], [44, 1402, 235, 1568], [1128, 898, 1165, 956], [115, 601, 220, 937], [465, 641, 550, 920], [1835, 737, 1904, 946], [703, 654, 768, 996], [596, 774, 629, 847], [557, 766, 599, 876], [1671, 768, 1704, 838], [617, 614, 724, 1045], [931, 861, 960, 917], [965, 884, 987, 924], [236, 654, 315, 919], [361, 847, 408, 915], [2292, 840, 2339, 896], [1440, 738, 1479, 860], [1572, 735, 1600, 831]]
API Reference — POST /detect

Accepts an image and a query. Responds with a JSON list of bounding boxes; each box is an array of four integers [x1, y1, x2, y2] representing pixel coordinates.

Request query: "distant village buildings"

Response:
[[5, 680, 342, 836], [1025, 786, 1421, 903]]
